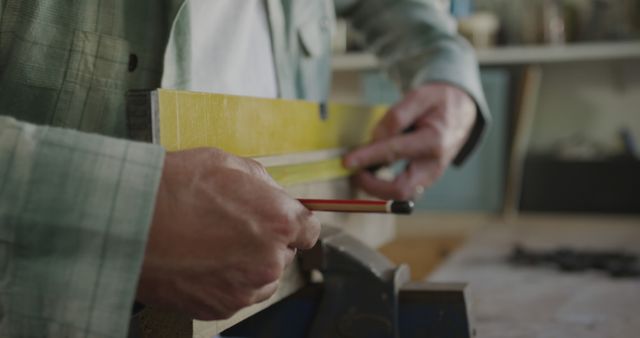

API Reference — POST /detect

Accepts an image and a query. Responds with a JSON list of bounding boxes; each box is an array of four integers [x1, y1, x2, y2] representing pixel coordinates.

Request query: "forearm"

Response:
[[0, 116, 164, 337]]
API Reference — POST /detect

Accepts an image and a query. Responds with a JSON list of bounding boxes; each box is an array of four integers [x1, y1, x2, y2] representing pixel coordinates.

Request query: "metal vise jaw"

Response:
[[222, 226, 474, 338]]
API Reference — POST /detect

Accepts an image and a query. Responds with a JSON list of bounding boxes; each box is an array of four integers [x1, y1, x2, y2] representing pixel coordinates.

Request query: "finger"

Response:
[[372, 91, 436, 141], [353, 171, 404, 200], [353, 159, 443, 200], [251, 280, 279, 304], [283, 246, 297, 267], [245, 158, 284, 190], [290, 206, 321, 250], [344, 128, 440, 170], [394, 159, 445, 194]]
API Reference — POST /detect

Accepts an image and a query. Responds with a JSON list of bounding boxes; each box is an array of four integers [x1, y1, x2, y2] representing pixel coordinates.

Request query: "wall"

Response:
[[529, 60, 640, 156]]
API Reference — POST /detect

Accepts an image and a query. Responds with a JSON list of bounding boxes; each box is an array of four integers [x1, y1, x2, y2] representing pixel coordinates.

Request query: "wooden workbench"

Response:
[[428, 215, 640, 338]]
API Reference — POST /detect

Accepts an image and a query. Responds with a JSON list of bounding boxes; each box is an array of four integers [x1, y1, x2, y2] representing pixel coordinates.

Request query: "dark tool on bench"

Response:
[[222, 226, 474, 338]]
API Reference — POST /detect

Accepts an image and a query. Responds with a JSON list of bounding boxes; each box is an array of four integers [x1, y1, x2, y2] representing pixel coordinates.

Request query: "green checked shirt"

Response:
[[1, 0, 489, 337]]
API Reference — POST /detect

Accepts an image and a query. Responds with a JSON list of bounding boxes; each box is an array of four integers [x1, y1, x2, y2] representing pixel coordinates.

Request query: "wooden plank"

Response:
[[145, 89, 390, 186], [155, 89, 386, 157], [379, 236, 465, 281], [193, 263, 304, 337], [476, 41, 640, 65], [332, 41, 640, 70], [129, 89, 392, 187]]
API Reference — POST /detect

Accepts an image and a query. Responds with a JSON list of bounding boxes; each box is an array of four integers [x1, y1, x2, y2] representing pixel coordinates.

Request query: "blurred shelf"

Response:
[[332, 53, 379, 71], [332, 41, 640, 70], [477, 41, 640, 65]]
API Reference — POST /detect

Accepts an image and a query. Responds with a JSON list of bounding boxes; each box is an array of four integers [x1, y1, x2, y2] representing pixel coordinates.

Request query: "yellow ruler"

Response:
[[127, 89, 386, 186]]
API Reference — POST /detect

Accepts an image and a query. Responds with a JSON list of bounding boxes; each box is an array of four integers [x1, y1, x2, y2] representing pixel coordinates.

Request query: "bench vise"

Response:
[[222, 226, 474, 338]]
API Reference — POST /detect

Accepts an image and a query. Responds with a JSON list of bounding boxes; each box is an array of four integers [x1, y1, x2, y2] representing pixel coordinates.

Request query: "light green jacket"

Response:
[[0, 0, 488, 337]]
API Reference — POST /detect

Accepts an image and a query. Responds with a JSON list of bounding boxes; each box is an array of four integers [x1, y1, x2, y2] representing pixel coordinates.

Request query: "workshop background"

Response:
[[330, 0, 640, 336]]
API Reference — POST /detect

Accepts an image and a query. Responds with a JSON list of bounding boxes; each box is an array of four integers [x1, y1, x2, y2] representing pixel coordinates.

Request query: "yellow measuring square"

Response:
[[127, 89, 386, 185]]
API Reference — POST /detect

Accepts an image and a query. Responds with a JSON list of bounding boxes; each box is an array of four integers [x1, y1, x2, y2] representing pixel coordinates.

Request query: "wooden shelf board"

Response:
[[332, 41, 640, 70]]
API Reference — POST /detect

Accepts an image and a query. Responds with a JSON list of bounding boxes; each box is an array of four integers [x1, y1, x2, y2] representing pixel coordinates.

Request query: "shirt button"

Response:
[[128, 53, 138, 72]]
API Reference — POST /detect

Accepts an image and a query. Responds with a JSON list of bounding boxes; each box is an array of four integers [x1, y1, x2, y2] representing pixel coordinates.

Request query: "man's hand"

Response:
[[136, 149, 321, 320], [343, 83, 477, 200]]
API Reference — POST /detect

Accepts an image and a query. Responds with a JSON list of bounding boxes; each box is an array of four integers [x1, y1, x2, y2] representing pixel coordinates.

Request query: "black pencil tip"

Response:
[[391, 201, 414, 215]]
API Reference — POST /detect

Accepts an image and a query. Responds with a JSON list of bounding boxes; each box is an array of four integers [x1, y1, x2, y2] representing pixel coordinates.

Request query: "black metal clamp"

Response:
[[223, 226, 474, 338]]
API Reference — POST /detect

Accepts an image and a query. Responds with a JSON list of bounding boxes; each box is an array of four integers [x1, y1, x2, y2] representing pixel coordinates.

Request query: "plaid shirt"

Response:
[[0, 117, 163, 337], [0, 1, 171, 336], [0, 0, 488, 337]]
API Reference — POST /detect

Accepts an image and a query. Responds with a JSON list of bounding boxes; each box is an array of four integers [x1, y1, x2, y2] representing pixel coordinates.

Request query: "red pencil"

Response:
[[298, 199, 414, 215]]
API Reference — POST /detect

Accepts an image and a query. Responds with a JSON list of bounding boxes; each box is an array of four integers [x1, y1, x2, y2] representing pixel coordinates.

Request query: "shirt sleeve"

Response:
[[0, 116, 164, 338], [335, 0, 490, 165]]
